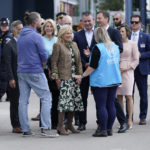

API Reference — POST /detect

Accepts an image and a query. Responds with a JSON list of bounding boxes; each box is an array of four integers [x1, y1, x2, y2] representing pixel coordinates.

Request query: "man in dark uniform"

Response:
[[0, 17, 12, 102], [3, 20, 23, 133], [56, 12, 66, 33]]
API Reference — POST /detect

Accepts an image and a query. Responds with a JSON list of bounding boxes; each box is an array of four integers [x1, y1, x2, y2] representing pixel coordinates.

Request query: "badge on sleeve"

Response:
[[140, 42, 145, 48], [5, 37, 11, 44]]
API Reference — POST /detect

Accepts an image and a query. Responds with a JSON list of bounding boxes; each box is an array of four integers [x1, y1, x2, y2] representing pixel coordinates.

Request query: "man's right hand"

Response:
[[9, 80, 16, 88], [83, 46, 90, 57]]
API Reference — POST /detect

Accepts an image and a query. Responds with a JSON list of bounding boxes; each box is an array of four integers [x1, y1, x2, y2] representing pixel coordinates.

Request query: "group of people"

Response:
[[0, 10, 150, 138]]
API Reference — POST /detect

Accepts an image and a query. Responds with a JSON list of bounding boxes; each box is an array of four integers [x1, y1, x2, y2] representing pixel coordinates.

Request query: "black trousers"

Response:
[[0, 71, 7, 99], [44, 69, 59, 127], [115, 98, 127, 125], [79, 76, 89, 125], [134, 67, 148, 119], [9, 82, 20, 128]]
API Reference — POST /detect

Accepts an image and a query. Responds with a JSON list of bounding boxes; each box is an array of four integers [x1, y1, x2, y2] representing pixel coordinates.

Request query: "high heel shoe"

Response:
[[128, 122, 133, 130], [129, 124, 133, 129]]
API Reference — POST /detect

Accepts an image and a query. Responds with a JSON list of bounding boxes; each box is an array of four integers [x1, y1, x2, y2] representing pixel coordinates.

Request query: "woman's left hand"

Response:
[[120, 67, 131, 73], [76, 78, 82, 85]]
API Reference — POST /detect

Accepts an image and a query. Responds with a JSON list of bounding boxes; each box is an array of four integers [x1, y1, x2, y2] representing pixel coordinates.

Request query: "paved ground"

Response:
[[0, 84, 150, 150]]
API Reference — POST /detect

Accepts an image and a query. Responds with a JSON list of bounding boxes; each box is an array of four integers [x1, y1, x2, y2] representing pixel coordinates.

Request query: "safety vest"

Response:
[[90, 42, 122, 87]]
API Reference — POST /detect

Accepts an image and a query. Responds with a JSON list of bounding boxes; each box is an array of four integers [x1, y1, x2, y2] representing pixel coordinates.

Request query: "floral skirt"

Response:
[[58, 78, 84, 112]]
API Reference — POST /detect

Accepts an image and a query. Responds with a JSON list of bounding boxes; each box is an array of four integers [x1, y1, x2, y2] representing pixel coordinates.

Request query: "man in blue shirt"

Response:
[[17, 11, 59, 137]]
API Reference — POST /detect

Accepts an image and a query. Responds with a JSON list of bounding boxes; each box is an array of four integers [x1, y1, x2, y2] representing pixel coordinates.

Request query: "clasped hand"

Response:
[[83, 46, 90, 57]]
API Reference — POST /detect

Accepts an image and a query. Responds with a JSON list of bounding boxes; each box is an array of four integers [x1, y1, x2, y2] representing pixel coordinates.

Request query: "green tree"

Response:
[[97, 0, 124, 11]]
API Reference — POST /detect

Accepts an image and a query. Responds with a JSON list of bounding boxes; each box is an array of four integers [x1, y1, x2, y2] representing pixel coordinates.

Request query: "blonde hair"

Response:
[[41, 19, 57, 36], [94, 27, 112, 50], [58, 25, 73, 42]]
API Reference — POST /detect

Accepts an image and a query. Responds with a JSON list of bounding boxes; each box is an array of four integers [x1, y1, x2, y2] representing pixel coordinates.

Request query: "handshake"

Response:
[[72, 75, 84, 79]]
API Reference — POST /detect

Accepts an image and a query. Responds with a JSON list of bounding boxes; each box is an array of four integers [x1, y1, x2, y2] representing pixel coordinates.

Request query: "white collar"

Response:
[[105, 25, 109, 30], [84, 26, 94, 32], [14, 37, 17, 42], [132, 30, 140, 36]]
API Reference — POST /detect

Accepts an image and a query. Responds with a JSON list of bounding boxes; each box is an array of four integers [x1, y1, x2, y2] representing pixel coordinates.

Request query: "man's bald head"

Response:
[[62, 15, 73, 26]]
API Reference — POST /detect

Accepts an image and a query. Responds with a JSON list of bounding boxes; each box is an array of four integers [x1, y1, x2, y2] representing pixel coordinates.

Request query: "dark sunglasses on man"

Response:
[[131, 21, 139, 24], [113, 18, 119, 21]]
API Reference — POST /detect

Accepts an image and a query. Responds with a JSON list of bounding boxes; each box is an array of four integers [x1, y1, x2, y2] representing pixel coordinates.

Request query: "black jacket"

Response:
[[73, 29, 96, 69], [107, 27, 123, 53], [3, 37, 18, 81]]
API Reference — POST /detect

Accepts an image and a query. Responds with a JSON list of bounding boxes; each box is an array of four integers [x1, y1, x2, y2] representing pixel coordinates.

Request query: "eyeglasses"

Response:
[[131, 21, 139, 24], [113, 18, 119, 21]]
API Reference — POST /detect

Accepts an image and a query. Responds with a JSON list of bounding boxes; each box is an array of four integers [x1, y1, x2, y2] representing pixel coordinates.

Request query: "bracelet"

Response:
[[81, 74, 85, 78]]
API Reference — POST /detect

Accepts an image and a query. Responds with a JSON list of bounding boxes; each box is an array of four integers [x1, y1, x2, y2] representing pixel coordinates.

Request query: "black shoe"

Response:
[[92, 130, 107, 137], [107, 129, 113, 136], [77, 124, 86, 131], [23, 130, 34, 137], [92, 125, 101, 136], [139, 119, 146, 125], [118, 123, 129, 133]]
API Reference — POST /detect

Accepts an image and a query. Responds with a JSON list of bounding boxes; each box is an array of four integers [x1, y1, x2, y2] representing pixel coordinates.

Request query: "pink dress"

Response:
[[117, 40, 139, 95]]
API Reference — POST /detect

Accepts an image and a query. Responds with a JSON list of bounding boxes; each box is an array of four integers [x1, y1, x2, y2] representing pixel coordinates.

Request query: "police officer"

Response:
[[0, 17, 12, 101], [56, 12, 66, 33]]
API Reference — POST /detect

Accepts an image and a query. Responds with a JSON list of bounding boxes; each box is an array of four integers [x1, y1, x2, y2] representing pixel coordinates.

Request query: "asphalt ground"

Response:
[[0, 84, 150, 150]]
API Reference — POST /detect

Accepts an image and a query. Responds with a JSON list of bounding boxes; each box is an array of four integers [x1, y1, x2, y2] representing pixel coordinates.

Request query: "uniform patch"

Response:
[[5, 37, 11, 44]]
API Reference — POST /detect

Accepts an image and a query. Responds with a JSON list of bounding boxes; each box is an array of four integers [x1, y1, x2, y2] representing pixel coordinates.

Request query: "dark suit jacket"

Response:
[[73, 29, 96, 69], [107, 27, 123, 53], [130, 32, 150, 75], [3, 37, 18, 81]]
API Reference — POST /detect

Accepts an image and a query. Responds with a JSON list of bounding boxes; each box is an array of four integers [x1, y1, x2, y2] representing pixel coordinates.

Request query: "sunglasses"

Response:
[[113, 18, 119, 21], [131, 21, 139, 24]]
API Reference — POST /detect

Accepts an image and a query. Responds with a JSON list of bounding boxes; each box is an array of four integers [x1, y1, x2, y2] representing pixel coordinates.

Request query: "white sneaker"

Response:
[[41, 129, 59, 138]]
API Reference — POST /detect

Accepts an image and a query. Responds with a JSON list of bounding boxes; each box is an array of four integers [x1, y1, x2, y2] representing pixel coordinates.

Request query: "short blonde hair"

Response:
[[41, 19, 57, 36], [58, 25, 73, 42]]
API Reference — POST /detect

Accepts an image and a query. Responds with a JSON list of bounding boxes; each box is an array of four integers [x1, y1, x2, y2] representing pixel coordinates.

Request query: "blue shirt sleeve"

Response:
[[36, 34, 48, 63]]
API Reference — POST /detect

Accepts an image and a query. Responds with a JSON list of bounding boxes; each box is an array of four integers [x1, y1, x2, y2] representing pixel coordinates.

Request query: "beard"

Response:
[[36, 25, 42, 33], [115, 21, 122, 27]]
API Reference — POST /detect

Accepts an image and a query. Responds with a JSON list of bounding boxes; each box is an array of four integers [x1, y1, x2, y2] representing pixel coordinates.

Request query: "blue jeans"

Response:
[[18, 73, 52, 132]]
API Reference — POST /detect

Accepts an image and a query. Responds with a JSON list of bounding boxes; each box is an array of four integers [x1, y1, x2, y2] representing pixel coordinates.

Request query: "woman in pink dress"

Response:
[[117, 24, 139, 129]]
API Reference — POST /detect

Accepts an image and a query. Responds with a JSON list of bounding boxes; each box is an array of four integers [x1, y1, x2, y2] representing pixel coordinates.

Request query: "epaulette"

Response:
[[5, 37, 11, 44]]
